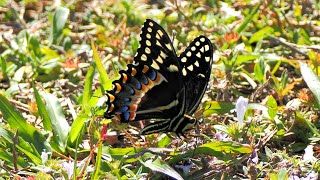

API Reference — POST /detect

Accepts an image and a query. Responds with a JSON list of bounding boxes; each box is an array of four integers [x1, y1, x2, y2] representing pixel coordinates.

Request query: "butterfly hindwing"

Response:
[[179, 36, 213, 114]]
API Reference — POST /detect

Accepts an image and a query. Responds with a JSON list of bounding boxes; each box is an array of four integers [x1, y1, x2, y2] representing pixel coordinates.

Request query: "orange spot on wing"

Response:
[[129, 104, 138, 111], [108, 104, 115, 112], [121, 73, 128, 83], [146, 79, 154, 89], [131, 68, 137, 76], [107, 94, 115, 102], [140, 83, 148, 92], [153, 73, 162, 84], [129, 112, 136, 121], [142, 65, 149, 73], [115, 83, 122, 93], [131, 98, 141, 105]]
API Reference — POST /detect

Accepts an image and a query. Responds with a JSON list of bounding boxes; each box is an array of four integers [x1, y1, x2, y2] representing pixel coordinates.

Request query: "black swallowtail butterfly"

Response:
[[104, 19, 213, 137]]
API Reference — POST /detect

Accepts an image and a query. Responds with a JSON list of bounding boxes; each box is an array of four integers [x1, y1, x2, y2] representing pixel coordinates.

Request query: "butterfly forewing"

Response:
[[179, 36, 213, 114]]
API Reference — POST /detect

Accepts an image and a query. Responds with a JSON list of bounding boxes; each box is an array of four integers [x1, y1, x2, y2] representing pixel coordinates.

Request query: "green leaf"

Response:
[[91, 40, 112, 90], [198, 141, 252, 154], [50, 7, 70, 45], [12, 66, 26, 82], [236, 3, 260, 33], [277, 169, 288, 180], [274, 117, 285, 136], [141, 158, 183, 180], [103, 147, 143, 161], [62, 36, 72, 51], [68, 114, 87, 147], [0, 56, 7, 79], [0, 94, 50, 154], [32, 82, 52, 130], [254, 58, 265, 83], [267, 95, 277, 108], [169, 141, 252, 164], [82, 62, 95, 109], [249, 27, 274, 44], [40, 91, 69, 153], [300, 62, 320, 107], [157, 135, 172, 148], [236, 55, 260, 65], [203, 101, 234, 116], [92, 142, 103, 180], [0, 127, 29, 167]]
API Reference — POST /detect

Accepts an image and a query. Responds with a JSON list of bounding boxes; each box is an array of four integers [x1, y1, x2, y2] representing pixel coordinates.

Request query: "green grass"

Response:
[[0, 0, 319, 179]]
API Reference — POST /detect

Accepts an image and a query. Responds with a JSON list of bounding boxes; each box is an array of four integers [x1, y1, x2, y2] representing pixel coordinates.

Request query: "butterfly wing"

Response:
[[105, 19, 185, 123], [179, 36, 213, 114]]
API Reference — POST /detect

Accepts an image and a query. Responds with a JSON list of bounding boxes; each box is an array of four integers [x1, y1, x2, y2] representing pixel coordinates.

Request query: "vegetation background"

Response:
[[0, 0, 319, 179]]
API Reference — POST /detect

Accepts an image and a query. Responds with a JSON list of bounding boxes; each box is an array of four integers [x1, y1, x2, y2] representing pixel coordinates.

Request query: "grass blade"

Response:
[[236, 3, 260, 34], [32, 82, 52, 130], [40, 91, 70, 152], [300, 62, 320, 107], [0, 94, 50, 154], [91, 40, 111, 90]]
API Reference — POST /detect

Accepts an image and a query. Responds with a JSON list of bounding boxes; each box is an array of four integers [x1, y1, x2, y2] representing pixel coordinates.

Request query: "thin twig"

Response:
[[268, 35, 309, 59]]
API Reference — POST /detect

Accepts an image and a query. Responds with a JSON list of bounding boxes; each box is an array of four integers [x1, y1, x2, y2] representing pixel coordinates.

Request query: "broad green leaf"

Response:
[[32, 82, 51, 130], [50, 7, 70, 45], [69, 87, 104, 147], [274, 117, 285, 136], [68, 114, 88, 147], [277, 169, 289, 180], [235, 55, 260, 65], [41, 47, 60, 62], [157, 134, 172, 148], [0, 148, 28, 168], [28, 35, 42, 61], [40, 91, 69, 153], [254, 58, 265, 83], [203, 101, 234, 116], [0, 127, 29, 167], [103, 147, 142, 161], [12, 66, 26, 82], [249, 27, 274, 44], [300, 62, 320, 107], [16, 144, 42, 165], [267, 95, 277, 108], [170, 141, 252, 164], [199, 141, 252, 154], [0, 126, 44, 165], [236, 3, 260, 33], [0, 94, 50, 154], [296, 111, 320, 136], [141, 158, 183, 180]]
